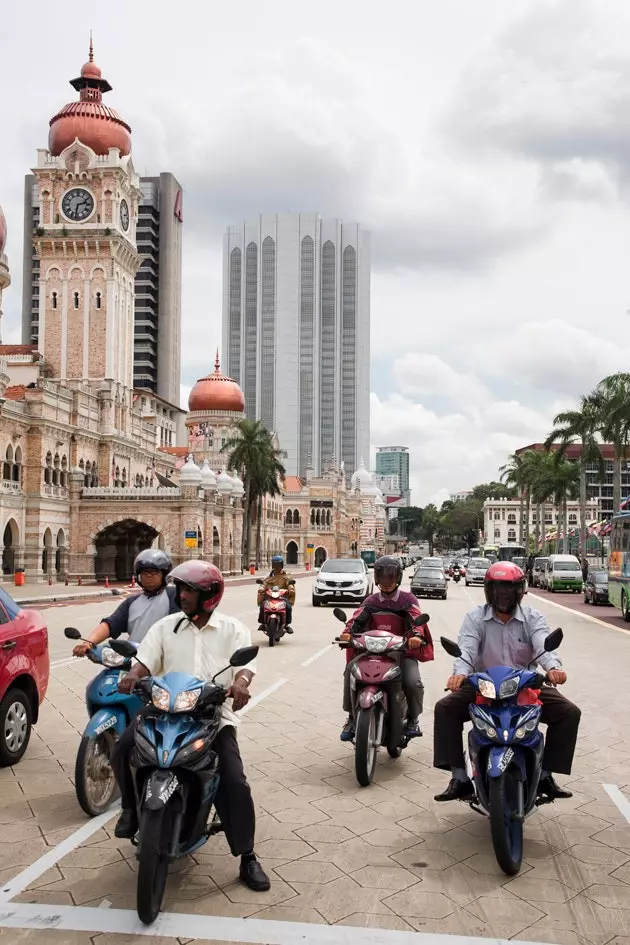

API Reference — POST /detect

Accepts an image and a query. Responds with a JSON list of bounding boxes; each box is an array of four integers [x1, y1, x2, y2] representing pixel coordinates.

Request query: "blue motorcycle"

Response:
[[440, 627, 563, 875], [110, 638, 258, 925], [64, 628, 142, 816]]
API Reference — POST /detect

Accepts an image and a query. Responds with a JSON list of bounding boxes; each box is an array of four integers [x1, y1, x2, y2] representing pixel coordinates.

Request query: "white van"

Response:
[[544, 554, 583, 593]]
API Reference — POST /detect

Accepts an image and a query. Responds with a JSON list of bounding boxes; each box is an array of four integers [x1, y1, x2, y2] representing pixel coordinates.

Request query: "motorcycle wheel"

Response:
[[75, 733, 119, 817], [488, 772, 523, 876], [137, 805, 172, 925], [355, 706, 378, 787]]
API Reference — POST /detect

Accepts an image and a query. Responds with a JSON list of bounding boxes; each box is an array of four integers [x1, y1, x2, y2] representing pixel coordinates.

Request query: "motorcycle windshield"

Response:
[[366, 611, 406, 636]]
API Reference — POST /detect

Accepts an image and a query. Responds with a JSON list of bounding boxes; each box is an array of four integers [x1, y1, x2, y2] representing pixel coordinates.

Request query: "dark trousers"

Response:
[[258, 602, 293, 625], [433, 684, 581, 775], [111, 721, 256, 857], [343, 658, 424, 719]]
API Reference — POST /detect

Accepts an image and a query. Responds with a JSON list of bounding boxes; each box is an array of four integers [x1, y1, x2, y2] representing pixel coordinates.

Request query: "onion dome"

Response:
[[0, 205, 6, 255], [200, 459, 218, 490], [351, 458, 379, 495], [188, 350, 245, 414], [231, 472, 245, 497], [179, 455, 202, 486], [48, 39, 131, 157], [217, 470, 234, 495]]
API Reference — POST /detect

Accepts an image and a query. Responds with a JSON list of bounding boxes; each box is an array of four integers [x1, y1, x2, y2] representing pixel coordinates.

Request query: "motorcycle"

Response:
[[109, 638, 258, 925], [453, 570, 462, 583], [333, 607, 429, 787], [64, 627, 142, 816], [256, 578, 295, 646], [439, 628, 563, 875]]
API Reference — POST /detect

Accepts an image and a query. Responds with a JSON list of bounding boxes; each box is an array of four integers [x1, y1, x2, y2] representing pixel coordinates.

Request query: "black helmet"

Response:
[[374, 555, 403, 589], [134, 548, 173, 578]]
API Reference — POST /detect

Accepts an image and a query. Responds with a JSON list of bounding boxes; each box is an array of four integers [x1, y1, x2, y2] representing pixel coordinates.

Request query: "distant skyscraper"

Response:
[[222, 213, 370, 478], [22, 171, 183, 405], [375, 447, 411, 505]]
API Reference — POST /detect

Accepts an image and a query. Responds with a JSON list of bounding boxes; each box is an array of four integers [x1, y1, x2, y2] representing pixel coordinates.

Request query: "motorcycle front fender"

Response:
[[143, 770, 181, 810], [84, 707, 127, 739], [487, 745, 520, 779], [358, 687, 386, 710]]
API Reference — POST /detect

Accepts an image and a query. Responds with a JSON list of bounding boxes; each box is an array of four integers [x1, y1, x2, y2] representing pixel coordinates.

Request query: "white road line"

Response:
[[301, 644, 333, 667], [240, 677, 287, 715], [603, 783, 630, 823], [0, 902, 552, 945], [528, 592, 630, 635]]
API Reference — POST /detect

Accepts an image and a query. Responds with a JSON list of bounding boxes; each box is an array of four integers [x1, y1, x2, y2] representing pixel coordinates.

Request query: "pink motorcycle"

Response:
[[333, 607, 429, 786]]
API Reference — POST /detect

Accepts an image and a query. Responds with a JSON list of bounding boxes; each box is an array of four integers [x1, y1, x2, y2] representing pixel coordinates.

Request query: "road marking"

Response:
[[528, 592, 630, 635], [0, 901, 558, 945], [603, 783, 630, 823], [240, 677, 287, 715], [301, 644, 333, 667]]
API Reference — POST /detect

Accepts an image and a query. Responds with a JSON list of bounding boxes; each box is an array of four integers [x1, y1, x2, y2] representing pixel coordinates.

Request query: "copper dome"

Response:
[[0, 206, 6, 255], [48, 41, 131, 158], [188, 352, 245, 414]]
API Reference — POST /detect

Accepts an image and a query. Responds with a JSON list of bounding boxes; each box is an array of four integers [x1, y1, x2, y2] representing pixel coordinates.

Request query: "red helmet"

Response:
[[169, 560, 224, 614], [484, 561, 526, 615]]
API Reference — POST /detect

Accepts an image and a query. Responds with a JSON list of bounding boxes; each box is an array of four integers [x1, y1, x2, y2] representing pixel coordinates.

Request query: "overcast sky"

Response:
[[2, 0, 630, 505]]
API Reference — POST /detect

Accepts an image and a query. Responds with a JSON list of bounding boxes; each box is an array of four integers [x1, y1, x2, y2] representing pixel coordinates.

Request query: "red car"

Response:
[[0, 588, 49, 766]]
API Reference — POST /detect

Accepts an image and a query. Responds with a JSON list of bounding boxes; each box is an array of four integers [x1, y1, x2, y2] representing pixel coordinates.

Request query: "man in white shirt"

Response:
[[112, 560, 270, 892]]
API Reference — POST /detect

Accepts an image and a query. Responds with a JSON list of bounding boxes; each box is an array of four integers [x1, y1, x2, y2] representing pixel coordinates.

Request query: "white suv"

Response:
[[312, 558, 373, 607]]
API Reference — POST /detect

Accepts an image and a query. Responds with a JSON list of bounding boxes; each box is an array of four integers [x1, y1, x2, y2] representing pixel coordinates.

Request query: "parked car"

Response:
[[312, 558, 373, 606], [584, 569, 609, 605], [0, 588, 49, 766], [465, 557, 492, 586], [410, 566, 447, 600], [531, 557, 549, 587]]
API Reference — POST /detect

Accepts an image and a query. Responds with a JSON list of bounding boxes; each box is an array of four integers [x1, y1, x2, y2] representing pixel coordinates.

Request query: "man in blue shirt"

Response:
[[433, 562, 581, 802]]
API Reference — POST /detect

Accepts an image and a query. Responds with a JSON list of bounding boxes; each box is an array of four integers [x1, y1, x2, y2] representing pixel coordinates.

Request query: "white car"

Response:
[[465, 557, 491, 586], [312, 558, 373, 607]]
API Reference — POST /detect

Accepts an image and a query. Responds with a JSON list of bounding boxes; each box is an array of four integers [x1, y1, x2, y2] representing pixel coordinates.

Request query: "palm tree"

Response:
[[500, 454, 529, 547], [252, 445, 286, 569], [595, 373, 630, 514], [421, 504, 440, 555], [544, 394, 604, 558], [536, 456, 580, 553]]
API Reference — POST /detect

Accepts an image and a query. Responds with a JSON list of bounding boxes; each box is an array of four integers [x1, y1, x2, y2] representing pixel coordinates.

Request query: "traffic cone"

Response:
[[105, 576, 109, 589]]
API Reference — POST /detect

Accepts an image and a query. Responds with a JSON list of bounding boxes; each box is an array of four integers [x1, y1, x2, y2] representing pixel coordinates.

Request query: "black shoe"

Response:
[[258, 624, 265, 633], [114, 809, 138, 838], [285, 625, 294, 634], [340, 716, 355, 742], [538, 774, 573, 800], [240, 856, 271, 891], [434, 778, 474, 802]]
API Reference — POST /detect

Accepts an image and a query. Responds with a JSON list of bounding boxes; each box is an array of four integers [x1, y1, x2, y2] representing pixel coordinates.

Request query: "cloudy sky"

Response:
[[2, 0, 630, 504]]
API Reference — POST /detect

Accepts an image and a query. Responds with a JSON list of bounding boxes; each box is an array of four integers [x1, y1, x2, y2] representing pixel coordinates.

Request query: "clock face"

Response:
[[120, 199, 130, 232], [61, 188, 94, 222]]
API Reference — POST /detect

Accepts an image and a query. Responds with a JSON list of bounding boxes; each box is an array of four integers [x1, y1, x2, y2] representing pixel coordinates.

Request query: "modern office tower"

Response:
[[375, 446, 411, 506]]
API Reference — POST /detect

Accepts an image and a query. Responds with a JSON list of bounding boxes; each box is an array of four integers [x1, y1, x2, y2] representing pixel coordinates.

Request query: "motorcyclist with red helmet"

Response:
[[433, 561, 581, 803], [113, 561, 270, 892], [339, 555, 434, 742]]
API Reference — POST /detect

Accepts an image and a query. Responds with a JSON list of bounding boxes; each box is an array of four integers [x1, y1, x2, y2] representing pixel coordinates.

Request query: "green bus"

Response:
[[608, 512, 630, 619]]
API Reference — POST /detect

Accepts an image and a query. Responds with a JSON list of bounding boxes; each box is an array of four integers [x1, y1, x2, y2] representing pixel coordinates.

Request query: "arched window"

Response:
[[114, 465, 120, 487], [568, 513, 578, 525], [122, 467, 127, 486], [508, 528, 516, 542], [52, 453, 61, 486], [3, 445, 12, 481], [13, 446, 22, 484], [310, 508, 315, 525], [96, 291, 102, 310], [294, 509, 300, 526], [73, 291, 79, 310], [507, 513, 517, 525], [60, 455, 68, 488], [52, 291, 57, 310], [44, 451, 53, 485], [285, 509, 293, 525], [197, 526, 203, 550], [494, 511, 501, 521], [316, 509, 321, 526], [494, 527, 501, 539]]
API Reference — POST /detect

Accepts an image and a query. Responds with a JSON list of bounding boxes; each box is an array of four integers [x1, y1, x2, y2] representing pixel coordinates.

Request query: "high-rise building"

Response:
[[22, 169, 183, 404], [222, 213, 370, 478], [375, 447, 411, 505]]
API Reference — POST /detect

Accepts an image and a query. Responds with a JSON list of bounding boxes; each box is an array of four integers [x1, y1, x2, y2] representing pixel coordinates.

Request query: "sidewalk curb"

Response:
[[14, 570, 313, 607]]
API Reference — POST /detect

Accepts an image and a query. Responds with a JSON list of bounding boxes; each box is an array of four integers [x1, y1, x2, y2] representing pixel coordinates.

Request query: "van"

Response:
[[532, 557, 549, 587], [544, 554, 583, 593]]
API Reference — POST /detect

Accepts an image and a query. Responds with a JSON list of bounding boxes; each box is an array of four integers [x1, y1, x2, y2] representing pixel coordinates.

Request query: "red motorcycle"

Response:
[[333, 606, 430, 786], [256, 579, 294, 647]]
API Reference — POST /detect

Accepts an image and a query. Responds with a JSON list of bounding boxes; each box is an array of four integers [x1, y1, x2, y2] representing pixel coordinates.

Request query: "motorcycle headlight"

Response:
[[515, 727, 526, 739], [174, 689, 201, 713], [499, 677, 520, 700], [151, 685, 170, 711], [364, 635, 391, 654], [478, 679, 496, 701], [472, 715, 498, 740], [486, 726, 497, 739], [101, 646, 126, 668]]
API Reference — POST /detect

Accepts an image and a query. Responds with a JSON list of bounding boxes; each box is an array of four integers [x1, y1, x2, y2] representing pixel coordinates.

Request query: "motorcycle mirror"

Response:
[[440, 636, 462, 658], [544, 627, 563, 651], [333, 607, 348, 623], [64, 627, 81, 640], [230, 645, 259, 667], [256, 578, 264, 585], [413, 614, 430, 626], [109, 639, 136, 658]]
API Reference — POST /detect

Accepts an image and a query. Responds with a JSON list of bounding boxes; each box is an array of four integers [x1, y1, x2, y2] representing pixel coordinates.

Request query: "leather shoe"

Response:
[[240, 856, 271, 891], [538, 774, 573, 800], [434, 778, 474, 802], [114, 809, 138, 838], [285, 626, 294, 634]]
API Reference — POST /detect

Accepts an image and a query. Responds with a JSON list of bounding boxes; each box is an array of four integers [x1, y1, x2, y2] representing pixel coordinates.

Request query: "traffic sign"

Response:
[[184, 529, 198, 549]]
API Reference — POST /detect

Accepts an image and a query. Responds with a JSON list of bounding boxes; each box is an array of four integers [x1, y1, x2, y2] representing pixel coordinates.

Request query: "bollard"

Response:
[[105, 576, 110, 589], [78, 575, 82, 586], [65, 574, 69, 586], [249, 563, 255, 575], [48, 574, 53, 586]]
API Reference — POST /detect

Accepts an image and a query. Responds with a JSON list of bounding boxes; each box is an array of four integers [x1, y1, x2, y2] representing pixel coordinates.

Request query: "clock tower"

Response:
[[32, 42, 141, 394]]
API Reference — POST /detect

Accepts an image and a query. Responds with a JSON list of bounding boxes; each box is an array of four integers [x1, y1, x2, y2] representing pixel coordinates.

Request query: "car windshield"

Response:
[[416, 569, 443, 579], [0, 587, 21, 620], [469, 558, 490, 569], [320, 559, 363, 573], [591, 571, 608, 584], [423, 559, 443, 568], [534, 559, 548, 568], [554, 561, 581, 571]]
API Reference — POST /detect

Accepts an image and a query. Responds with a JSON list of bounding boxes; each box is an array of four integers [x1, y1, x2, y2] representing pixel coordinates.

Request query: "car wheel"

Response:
[[312, 597, 321, 607], [0, 687, 33, 767]]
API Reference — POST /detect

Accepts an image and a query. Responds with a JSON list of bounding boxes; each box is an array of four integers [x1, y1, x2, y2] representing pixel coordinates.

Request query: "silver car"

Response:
[[465, 557, 491, 586]]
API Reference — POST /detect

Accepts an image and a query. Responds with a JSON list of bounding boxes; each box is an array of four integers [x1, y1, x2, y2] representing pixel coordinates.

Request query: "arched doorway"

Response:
[[2, 519, 18, 575], [286, 541, 298, 566], [315, 546, 327, 567], [42, 528, 53, 575], [94, 519, 158, 582]]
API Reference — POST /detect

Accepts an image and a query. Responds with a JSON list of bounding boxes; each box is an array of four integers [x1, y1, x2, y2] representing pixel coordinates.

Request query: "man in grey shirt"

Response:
[[433, 562, 581, 802]]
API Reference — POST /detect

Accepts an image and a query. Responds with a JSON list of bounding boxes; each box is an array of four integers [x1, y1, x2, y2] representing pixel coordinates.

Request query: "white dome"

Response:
[[351, 458, 378, 495], [200, 459, 217, 490], [231, 472, 245, 496], [179, 455, 202, 486], [217, 470, 233, 494]]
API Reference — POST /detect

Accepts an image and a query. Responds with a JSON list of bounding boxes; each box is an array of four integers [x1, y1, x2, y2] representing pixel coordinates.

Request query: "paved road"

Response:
[[1, 572, 629, 944]]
